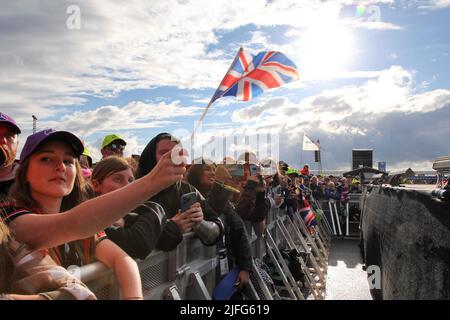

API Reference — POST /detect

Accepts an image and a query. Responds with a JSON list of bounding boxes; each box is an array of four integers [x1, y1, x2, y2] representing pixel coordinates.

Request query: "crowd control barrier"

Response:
[[79, 206, 331, 300]]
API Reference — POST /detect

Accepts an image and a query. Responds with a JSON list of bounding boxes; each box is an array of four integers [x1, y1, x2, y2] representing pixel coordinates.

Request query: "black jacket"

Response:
[[105, 201, 165, 260], [235, 180, 270, 223], [206, 183, 252, 272], [222, 204, 253, 272], [136, 133, 223, 252]]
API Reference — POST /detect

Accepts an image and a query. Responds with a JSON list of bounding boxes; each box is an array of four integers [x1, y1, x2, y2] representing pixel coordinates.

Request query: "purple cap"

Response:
[[0, 112, 21, 134], [20, 128, 84, 164]]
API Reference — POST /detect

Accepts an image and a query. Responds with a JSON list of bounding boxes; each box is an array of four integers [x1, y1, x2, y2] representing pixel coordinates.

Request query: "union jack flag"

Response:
[[211, 48, 300, 103]]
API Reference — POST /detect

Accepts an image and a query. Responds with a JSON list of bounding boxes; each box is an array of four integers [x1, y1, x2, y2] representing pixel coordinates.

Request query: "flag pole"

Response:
[[191, 98, 214, 142], [191, 47, 243, 143]]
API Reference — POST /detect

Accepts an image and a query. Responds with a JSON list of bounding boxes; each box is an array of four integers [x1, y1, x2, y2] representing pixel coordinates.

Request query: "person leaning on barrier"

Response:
[[233, 171, 270, 237], [265, 173, 284, 209], [1, 129, 187, 299], [187, 161, 252, 291], [4, 130, 144, 300], [324, 181, 341, 201], [136, 133, 223, 251], [90, 156, 166, 260], [0, 112, 21, 199], [278, 174, 298, 219], [309, 176, 323, 200], [0, 217, 96, 300]]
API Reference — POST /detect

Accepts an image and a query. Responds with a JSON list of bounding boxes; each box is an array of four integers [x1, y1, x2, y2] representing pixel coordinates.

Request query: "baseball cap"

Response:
[[101, 134, 126, 149], [286, 167, 299, 176], [0, 112, 21, 134], [20, 128, 84, 164], [82, 146, 93, 167]]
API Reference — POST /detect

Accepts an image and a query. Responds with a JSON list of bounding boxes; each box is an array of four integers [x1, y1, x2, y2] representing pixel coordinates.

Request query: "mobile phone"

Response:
[[180, 192, 197, 212], [248, 164, 260, 176], [226, 164, 244, 177]]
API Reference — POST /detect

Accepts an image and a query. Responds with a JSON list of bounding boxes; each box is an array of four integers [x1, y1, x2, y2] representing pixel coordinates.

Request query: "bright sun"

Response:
[[297, 22, 355, 79]]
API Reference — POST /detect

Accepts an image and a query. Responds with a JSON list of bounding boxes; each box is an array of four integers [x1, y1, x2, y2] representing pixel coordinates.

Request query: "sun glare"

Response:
[[297, 22, 355, 79]]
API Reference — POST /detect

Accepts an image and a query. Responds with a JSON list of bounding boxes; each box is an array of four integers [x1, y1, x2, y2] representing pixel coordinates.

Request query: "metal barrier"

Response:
[[319, 193, 362, 238], [79, 206, 329, 300]]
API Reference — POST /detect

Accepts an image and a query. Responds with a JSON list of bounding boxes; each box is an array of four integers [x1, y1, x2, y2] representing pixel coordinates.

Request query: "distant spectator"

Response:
[[80, 146, 93, 178], [125, 156, 139, 176], [234, 173, 270, 237], [300, 164, 310, 177], [324, 182, 341, 201], [0, 112, 21, 198], [350, 178, 361, 193], [340, 184, 350, 204], [101, 134, 126, 159], [310, 176, 323, 200]]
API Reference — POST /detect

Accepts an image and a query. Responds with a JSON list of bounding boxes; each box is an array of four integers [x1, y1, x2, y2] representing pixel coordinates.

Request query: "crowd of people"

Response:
[[0, 111, 359, 300]]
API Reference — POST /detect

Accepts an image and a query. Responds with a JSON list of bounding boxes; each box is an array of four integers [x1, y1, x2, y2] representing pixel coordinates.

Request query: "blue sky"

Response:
[[1, 0, 450, 171]]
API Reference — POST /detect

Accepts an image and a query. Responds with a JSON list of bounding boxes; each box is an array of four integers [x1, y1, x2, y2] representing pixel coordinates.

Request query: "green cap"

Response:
[[82, 146, 93, 167], [82, 146, 91, 158], [101, 134, 126, 149], [286, 167, 299, 176]]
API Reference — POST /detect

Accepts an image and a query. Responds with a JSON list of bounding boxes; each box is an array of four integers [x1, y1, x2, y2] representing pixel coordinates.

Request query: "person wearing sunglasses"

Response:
[[101, 134, 126, 159]]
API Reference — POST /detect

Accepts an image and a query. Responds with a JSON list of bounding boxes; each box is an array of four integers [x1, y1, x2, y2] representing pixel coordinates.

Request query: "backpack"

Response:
[[263, 248, 309, 285], [250, 258, 281, 300]]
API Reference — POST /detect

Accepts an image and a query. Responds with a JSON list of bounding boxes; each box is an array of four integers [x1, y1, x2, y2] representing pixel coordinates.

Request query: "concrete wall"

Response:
[[361, 185, 450, 299]]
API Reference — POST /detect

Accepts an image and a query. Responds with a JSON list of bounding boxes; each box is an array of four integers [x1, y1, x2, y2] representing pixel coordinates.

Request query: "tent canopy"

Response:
[[343, 167, 387, 177]]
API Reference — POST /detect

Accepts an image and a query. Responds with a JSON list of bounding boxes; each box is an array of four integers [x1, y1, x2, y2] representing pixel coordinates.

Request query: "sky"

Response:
[[1, 0, 449, 172]]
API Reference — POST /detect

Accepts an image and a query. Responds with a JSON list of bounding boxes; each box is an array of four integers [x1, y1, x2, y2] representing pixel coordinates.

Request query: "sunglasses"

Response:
[[108, 143, 125, 151]]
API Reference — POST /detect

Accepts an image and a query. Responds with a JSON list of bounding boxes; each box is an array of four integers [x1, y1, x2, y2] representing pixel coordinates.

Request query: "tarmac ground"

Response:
[[325, 238, 372, 300]]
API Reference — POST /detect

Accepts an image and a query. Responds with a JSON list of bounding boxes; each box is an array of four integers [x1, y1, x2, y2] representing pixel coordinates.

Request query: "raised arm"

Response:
[[10, 149, 187, 250]]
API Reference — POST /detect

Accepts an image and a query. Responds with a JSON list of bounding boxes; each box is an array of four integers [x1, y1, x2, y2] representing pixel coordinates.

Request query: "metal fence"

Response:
[[80, 206, 330, 300]]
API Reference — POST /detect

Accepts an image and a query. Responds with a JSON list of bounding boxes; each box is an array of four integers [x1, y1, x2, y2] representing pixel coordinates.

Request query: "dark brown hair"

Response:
[[187, 159, 215, 198], [91, 156, 132, 185]]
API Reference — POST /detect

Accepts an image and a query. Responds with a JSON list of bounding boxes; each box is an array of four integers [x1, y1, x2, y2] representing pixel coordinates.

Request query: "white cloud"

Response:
[[2, 1, 447, 170], [42, 100, 200, 137], [232, 65, 450, 125], [345, 19, 403, 30], [196, 65, 450, 169], [390, 52, 399, 60], [245, 31, 271, 51], [0, 0, 406, 117], [418, 0, 450, 10]]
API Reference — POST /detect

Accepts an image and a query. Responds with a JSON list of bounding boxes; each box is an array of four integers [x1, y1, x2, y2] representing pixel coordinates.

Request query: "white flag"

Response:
[[302, 134, 319, 151]]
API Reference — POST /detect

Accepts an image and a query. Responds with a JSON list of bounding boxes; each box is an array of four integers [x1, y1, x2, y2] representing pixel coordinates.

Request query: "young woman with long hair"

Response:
[[1, 129, 186, 299]]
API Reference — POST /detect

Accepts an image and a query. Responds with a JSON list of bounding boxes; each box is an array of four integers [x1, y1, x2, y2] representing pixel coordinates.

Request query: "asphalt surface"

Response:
[[325, 238, 372, 300]]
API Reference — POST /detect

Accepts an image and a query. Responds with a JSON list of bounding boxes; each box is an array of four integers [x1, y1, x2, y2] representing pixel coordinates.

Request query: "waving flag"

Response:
[[192, 47, 299, 139], [302, 134, 319, 151], [211, 48, 300, 102]]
